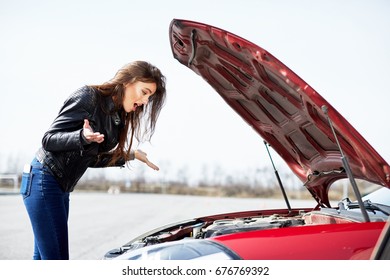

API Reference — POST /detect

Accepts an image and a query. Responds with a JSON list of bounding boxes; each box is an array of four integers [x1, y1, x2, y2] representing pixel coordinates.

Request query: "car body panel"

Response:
[[169, 19, 390, 207], [371, 217, 390, 259], [212, 221, 385, 260]]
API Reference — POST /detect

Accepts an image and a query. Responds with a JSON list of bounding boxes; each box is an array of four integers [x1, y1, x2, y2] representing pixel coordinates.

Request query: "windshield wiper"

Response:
[[346, 200, 390, 216], [322, 105, 370, 222]]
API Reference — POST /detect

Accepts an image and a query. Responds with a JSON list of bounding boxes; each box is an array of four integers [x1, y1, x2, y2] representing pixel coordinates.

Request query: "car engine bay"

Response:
[[104, 202, 389, 259]]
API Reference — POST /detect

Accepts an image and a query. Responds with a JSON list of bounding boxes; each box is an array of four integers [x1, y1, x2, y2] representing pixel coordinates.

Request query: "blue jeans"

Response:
[[21, 158, 70, 260]]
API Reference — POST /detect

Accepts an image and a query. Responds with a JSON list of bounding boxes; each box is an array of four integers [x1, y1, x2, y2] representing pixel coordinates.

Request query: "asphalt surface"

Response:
[[0, 191, 313, 260]]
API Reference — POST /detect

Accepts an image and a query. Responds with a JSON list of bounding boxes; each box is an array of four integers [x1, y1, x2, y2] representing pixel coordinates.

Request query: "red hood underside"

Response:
[[169, 19, 390, 206]]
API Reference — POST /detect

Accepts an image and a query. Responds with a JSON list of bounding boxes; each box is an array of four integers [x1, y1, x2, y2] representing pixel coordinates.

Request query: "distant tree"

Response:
[[211, 164, 225, 186], [198, 163, 210, 186], [176, 165, 189, 186], [1, 153, 23, 174]]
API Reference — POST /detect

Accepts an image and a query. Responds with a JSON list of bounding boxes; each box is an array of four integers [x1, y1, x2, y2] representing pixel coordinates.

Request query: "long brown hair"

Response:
[[91, 61, 166, 165]]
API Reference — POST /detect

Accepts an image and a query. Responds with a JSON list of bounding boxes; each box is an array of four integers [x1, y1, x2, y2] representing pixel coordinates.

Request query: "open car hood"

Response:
[[169, 19, 390, 206]]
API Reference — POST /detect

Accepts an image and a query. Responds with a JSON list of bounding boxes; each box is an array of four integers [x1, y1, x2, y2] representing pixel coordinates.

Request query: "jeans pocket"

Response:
[[20, 172, 33, 198]]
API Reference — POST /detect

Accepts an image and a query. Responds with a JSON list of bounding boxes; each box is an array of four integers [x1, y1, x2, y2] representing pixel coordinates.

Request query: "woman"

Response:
[[20, 61, 166, 260]]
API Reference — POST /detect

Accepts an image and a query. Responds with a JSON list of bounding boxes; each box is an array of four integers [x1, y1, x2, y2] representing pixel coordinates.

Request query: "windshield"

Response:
[[362, 187, 390, 206], [329, 179, 390, 206]]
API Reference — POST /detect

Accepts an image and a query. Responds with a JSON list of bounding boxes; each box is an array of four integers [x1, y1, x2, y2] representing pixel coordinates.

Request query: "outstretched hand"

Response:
[[135, 150, 159, 171], [83, 119, 105, 143]]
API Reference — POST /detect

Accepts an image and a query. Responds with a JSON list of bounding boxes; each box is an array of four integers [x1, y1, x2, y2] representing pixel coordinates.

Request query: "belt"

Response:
[[35, 148, 64, 178]]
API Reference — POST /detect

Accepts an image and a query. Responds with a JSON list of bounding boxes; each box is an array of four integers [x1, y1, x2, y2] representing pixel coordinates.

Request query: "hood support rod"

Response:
[[264, 141, 292, 212], [322, 105, 370, 222]]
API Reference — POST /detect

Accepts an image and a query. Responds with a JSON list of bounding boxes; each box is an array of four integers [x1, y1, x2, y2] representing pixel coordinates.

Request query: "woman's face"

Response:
[[122, 81, 157, 113]]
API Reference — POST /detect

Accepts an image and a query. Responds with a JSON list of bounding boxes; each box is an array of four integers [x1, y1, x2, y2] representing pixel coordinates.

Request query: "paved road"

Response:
[[0, 191, 313, 260]]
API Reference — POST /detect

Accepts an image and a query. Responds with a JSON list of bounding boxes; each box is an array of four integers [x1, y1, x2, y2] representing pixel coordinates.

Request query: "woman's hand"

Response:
[[135, 150, 159, 171], [83, 119, 105, 143]]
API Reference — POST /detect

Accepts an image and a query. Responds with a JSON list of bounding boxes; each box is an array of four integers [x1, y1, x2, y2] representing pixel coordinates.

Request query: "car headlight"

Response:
[[113, 239, 241, 260]]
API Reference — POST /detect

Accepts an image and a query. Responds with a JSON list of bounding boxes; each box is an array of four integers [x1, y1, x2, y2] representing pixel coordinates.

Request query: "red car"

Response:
[[103, 19, 390, 260]]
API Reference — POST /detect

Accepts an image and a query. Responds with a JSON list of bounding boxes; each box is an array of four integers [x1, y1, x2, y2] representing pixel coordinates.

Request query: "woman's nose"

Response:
[[142, 96, 149, 105]]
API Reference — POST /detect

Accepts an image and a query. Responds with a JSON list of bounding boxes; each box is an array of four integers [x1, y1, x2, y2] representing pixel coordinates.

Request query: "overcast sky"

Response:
[[1, 0, 389, 184]]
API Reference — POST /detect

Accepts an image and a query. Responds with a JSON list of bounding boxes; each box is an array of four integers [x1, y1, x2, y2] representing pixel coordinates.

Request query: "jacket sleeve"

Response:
[[42, 86, 97, 152], [90, 150, 135, 168], [90, 153, 126, 168]]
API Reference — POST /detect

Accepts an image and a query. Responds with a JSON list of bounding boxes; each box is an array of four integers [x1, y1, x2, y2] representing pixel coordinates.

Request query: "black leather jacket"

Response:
[[36, 86, 129, 192]]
